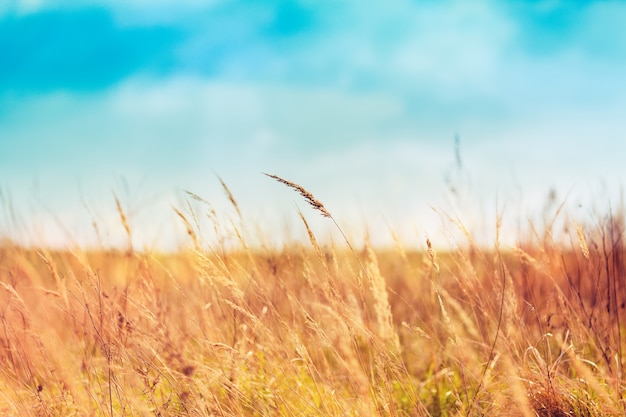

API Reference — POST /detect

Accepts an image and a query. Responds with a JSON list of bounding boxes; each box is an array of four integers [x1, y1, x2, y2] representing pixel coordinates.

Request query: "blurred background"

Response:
[[1, 0, 625, 250]]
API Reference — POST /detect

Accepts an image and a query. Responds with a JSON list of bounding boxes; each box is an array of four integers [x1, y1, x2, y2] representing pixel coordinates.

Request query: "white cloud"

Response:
[[0, 0, 43, 16], [386, 2, 514, 94]]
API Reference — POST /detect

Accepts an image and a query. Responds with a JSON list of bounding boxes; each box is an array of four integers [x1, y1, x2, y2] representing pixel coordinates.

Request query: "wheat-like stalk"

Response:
[[217, 175, 242, 219], [263, 173, 331, 218]]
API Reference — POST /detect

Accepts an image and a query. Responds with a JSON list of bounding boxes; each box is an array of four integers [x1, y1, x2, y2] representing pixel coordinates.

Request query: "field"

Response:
[[1, 177, 626, 416]]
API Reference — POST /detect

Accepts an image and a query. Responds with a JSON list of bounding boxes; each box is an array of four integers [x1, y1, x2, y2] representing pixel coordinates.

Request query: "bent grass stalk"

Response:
[[262, 173, 364, 271], [262, 173, 377, 317]]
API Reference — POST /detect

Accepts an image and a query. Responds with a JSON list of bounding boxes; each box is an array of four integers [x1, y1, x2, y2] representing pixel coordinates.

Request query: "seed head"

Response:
[[263, 173, 331, 218]]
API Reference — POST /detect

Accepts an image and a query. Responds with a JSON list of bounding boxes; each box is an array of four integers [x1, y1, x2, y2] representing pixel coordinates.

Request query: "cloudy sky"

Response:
[[1, 0, 625, 249]]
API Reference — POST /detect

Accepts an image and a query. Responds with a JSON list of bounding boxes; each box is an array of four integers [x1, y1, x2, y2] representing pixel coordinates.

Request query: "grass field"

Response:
[[1, 177, 626, 416]]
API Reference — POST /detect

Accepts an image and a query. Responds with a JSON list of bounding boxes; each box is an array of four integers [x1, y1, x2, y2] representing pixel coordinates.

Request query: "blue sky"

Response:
[[1, 0, 625, 249]]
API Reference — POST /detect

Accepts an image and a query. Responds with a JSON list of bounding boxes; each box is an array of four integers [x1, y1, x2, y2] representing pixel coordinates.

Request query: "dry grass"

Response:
[[1, 177, 626, 416]]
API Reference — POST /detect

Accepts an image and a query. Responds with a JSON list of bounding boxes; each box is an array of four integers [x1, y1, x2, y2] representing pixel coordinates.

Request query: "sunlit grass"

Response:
[[1, 177, 625, 416]]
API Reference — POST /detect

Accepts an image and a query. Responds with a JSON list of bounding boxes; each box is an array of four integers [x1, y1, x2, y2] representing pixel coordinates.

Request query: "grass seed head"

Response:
[[263, 173, 331, 218]]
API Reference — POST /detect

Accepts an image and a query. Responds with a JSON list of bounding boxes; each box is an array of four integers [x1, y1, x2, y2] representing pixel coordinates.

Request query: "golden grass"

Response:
[[1, 177, 625, 416]]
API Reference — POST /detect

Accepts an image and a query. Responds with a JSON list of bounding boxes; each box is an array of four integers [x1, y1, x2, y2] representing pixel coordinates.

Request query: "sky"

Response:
[[1, 0, 625, 250]]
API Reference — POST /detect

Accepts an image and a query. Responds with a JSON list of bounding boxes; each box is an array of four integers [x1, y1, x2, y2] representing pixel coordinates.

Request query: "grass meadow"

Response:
[[1, 175, 626, 416]]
